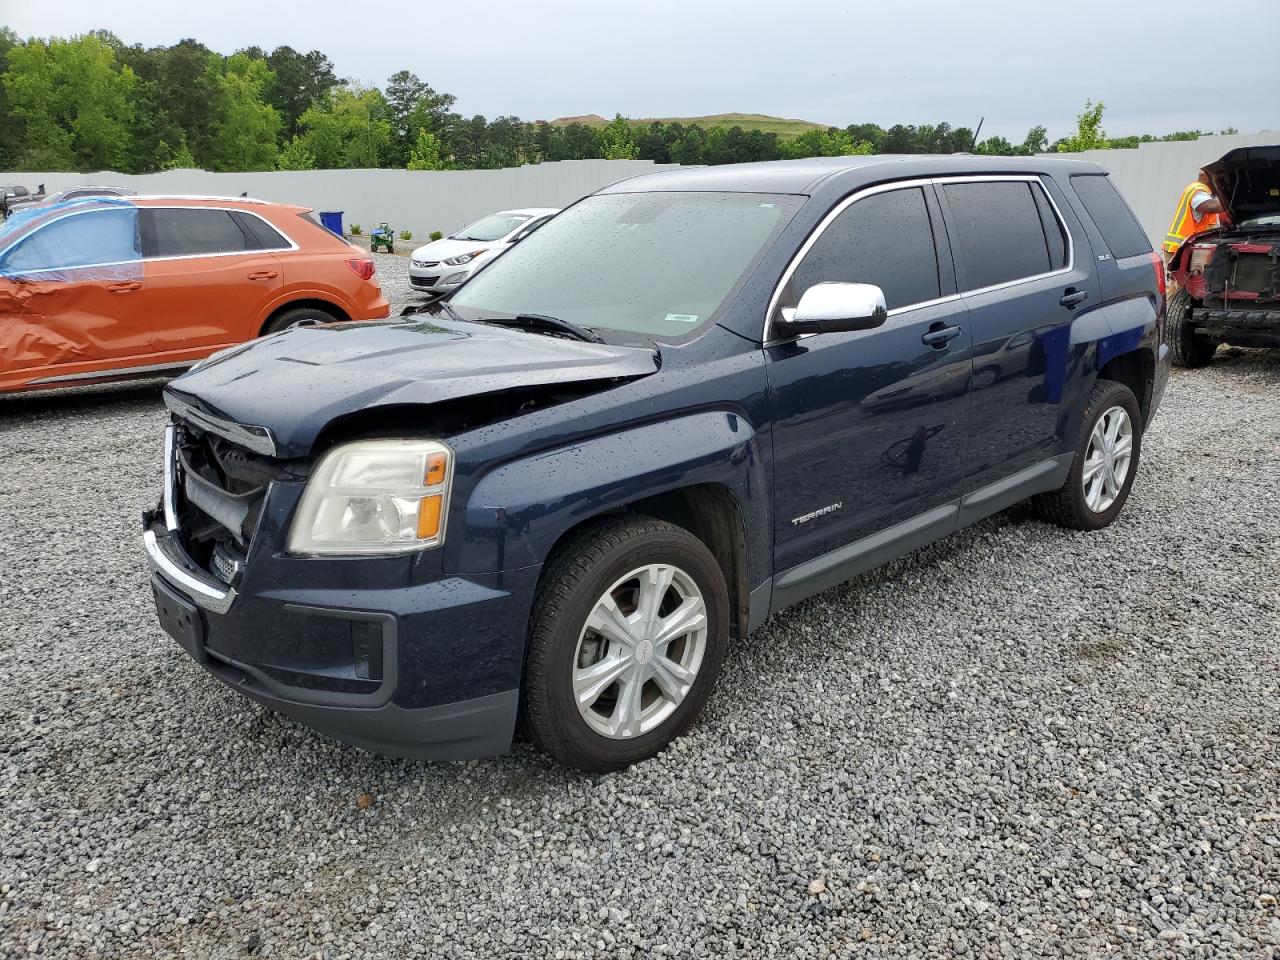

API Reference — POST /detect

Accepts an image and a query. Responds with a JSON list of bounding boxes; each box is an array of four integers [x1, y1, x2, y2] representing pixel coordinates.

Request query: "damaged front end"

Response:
[[1172, 232, 1280, 348], [1170, 145, 1280, 348]]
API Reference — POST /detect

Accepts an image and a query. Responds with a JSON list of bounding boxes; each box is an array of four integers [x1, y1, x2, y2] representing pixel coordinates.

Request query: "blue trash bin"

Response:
[[319, 211, 344, 236]]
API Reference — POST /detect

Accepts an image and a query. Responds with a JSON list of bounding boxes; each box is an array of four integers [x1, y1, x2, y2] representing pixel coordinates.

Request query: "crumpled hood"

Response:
[[164, 318, 659, 458], [1204, 146, 1280, 223]]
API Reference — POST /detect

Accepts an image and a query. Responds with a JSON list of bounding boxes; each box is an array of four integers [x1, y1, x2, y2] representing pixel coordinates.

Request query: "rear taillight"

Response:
[[1150, 251, 1166, 309], [346, 258, 375, 281]]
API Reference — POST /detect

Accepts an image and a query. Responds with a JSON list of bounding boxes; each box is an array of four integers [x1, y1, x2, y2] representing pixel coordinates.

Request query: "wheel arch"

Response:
[[534, 484, 751, 642], [258, 297, 351, 335], [1097, 345, 1155, 422], [456, 410, 771, 639]]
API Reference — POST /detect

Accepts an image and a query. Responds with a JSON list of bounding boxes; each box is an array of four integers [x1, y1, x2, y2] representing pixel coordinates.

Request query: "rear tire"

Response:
[[1034, 378, 1142, 531], [261, 305, 339, 336], [522, 517, 729, 772], [1166, 289, 1216, 368]]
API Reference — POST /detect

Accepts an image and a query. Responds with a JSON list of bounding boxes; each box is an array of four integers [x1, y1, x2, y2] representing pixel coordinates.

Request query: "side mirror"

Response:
[[775, 281, 888, 337]]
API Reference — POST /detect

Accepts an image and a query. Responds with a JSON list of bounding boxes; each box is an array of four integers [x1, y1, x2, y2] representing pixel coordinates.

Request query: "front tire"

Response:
[[522, 518, 729, 772], [1167, 288, 1216, 368], [1034, 378, 1143, 531]]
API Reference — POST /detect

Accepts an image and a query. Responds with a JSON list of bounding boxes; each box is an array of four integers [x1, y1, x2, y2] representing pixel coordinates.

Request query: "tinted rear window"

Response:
[[146, 208, 248, 257], [942, 181, 1060, 290], [1070, 174, 1151, 259], [235, 212, 291, 250], [789, 186, 941, 310]]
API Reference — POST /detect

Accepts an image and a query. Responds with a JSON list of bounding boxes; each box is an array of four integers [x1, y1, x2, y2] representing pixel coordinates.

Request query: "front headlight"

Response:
[[287, 439, 453, 555], [443, 250, 486, 266]]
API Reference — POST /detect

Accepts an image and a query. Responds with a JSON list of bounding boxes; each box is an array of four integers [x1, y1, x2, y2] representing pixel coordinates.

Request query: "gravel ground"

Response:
[[1, 287, 1278, 957]]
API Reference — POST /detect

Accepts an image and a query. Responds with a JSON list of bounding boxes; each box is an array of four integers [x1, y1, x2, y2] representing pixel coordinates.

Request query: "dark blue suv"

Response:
[[144, 156, 1170, 771]]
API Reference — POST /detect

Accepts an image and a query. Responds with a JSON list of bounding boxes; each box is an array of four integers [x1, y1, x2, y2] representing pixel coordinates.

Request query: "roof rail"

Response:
[[131, 194, 274, 205]]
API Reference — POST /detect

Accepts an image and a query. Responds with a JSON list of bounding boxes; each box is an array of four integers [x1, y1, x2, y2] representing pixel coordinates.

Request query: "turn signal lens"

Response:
[[416, 495, 443, 539]]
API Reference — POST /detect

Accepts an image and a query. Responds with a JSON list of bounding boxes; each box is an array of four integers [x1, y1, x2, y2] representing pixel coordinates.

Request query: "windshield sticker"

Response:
[[665, 313, 699, 324]]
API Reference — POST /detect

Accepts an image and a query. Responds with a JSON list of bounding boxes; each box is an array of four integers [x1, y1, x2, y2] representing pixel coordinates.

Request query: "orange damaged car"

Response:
[[0, 196, 389, 394]]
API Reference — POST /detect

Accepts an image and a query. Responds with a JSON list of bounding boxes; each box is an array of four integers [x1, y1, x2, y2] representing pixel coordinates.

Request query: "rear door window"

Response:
[[1069, 174, 1151, 259], [787, 186, 941, 311], [941, 181, 1064, 291], [144, 208, 250, 258], [1, 208, 141, 273]]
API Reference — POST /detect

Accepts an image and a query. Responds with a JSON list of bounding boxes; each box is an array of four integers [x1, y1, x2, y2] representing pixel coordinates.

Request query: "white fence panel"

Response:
[[0, 160, 680, 240]]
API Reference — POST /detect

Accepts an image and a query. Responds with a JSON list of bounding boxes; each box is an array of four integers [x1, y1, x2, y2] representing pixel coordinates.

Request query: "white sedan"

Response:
[[408, 207, 559, 295]]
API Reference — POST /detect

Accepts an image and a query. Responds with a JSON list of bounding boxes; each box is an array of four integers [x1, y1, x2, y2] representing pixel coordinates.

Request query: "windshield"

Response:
[[449, 191, 800, 341], [453, 213, 530, 242]]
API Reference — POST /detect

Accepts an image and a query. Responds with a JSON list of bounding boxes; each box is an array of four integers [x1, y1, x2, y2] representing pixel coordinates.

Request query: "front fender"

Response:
[[456, 410, 769, 579]]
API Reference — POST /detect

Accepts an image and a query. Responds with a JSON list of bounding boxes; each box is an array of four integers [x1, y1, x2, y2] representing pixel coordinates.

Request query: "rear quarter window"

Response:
[[1070, 174, 1152, 260], [234, 212, 291, 250]]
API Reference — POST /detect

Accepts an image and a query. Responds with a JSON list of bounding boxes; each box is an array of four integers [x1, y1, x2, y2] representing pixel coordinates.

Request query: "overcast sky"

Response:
[[6, 0, 1277, 143]]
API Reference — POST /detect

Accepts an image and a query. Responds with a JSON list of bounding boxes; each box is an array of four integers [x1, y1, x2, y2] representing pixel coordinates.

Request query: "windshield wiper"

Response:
[[476, 313, 604, 344]]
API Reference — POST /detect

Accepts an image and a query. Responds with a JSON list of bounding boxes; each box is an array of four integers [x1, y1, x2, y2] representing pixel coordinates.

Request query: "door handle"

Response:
[[921, 323, 962, 348], [106, 281, 142, 293], [1059, 287, 1089, 308], [247, 270, 278, 280]]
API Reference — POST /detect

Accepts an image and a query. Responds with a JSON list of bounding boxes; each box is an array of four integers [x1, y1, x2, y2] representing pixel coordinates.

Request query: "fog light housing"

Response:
[[442, 271, 468, 285]]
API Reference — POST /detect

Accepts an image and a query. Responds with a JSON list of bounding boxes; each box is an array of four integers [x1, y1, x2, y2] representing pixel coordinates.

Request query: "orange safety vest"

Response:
[[1163, 180, 1221, 253]]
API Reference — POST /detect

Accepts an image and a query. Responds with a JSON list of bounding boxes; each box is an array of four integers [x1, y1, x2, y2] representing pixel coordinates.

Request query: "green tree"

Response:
[[0, 27, 21, 168], [208, 54, 281, 170], [1020, 125, 1048, 154], [2, 33, 136, 170], [779, 127, 871, 159], [264, 46, 340, 138], [155, 39, 222, 166], [160, 136, 197, 169], [406, 128, 445, 170], [1056, 99, 1108, 152], [385, 69, 455, 165], [296, 86, 393, 168], [276, 136, 316, 170], [598, 113, 638, 159]]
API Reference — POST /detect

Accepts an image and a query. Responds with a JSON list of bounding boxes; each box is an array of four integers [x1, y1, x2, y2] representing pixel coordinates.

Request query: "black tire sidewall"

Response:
[[1065, 381, 1143, 530], [1168, 289, 1215, 368], [263, 307, 337, 336], [528, 522, 729, 771]]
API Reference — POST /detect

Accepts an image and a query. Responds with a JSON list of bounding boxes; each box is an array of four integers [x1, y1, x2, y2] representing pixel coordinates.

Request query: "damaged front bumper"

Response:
[[141, 425, 536, 761]]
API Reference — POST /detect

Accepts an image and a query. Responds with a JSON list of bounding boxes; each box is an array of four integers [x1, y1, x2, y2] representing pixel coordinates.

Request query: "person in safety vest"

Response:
[[1162, 170, 1224, 261]]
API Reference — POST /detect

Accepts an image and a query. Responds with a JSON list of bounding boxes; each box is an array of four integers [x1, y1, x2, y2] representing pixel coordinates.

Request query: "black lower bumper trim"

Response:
[[207, 653, 519, 760]]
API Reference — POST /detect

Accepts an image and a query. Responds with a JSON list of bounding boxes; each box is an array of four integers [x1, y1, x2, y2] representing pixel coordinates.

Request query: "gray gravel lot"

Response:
[[1, 267, 1278, 957]]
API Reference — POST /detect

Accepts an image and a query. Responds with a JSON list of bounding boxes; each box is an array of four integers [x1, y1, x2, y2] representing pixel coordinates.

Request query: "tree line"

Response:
[[0, 29, 1221, 174]]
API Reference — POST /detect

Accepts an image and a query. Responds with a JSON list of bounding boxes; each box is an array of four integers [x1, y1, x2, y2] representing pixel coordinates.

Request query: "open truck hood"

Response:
[[1204, 146, 1280, 223], [164, 318, 659, 458]]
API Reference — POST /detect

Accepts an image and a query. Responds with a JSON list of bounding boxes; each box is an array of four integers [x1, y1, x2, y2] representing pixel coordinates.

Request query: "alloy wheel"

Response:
[[572, 563, 708, 739], [1081, 404, 1133, 513]]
